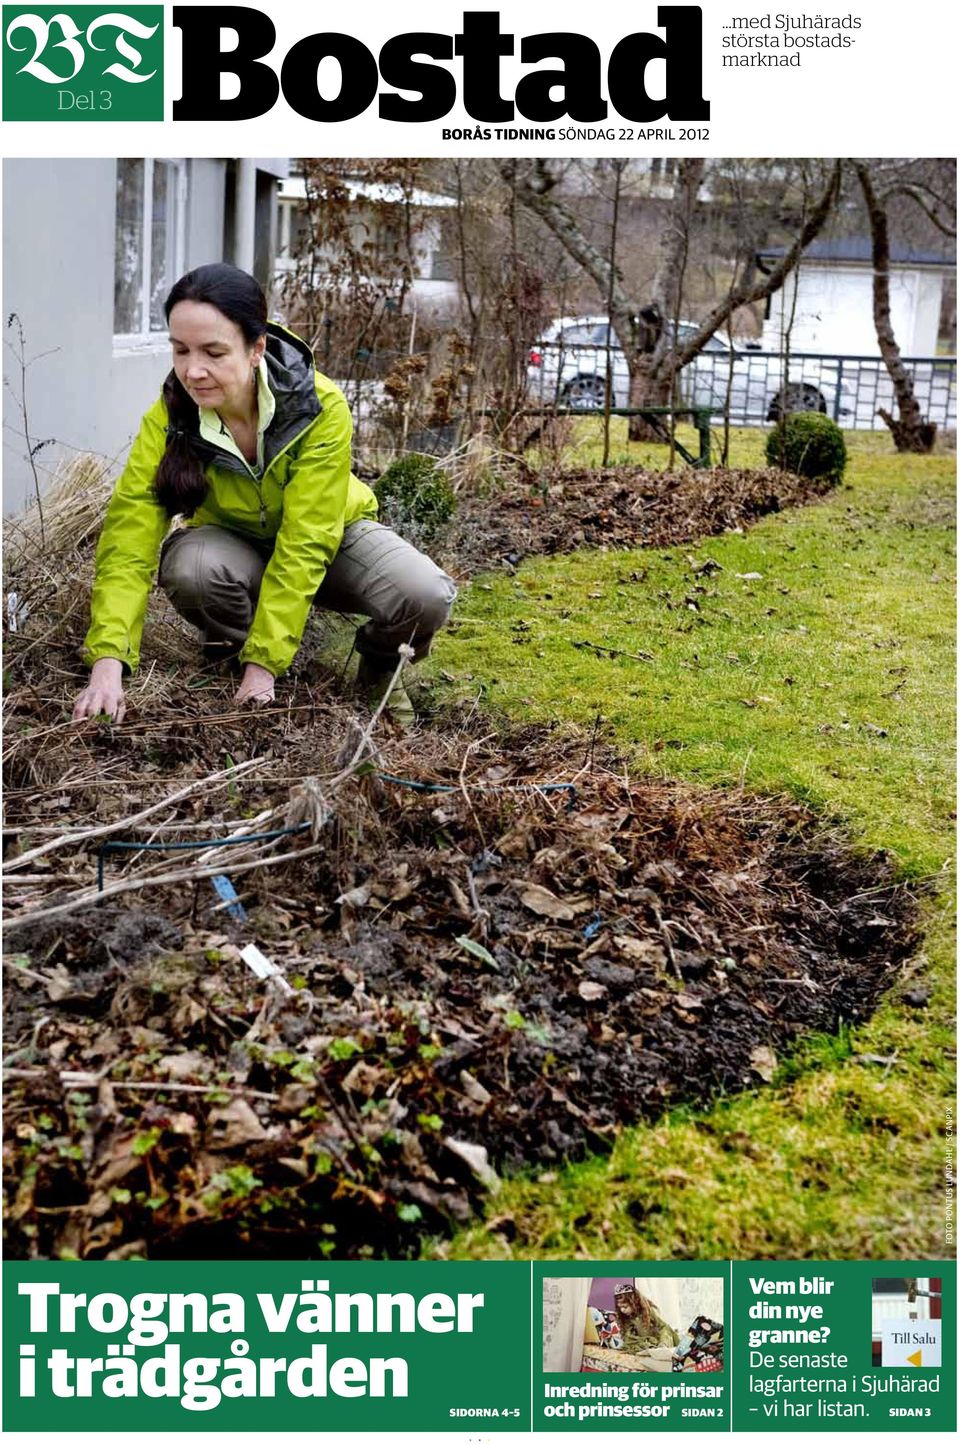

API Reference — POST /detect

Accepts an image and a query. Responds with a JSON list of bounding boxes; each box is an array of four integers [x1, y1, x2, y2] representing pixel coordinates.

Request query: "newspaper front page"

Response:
[[0, 1, 956, 1439]]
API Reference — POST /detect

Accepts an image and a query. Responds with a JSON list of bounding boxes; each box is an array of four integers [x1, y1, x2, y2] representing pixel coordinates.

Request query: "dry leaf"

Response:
[[166, 1112, 198, 1136], [171, 996, 207, 1031], [447, 877, 472, 915], [578, 980, 607, 1001], [158, 1052, 208, 1081], [459, 1069, 492, 1105], [443, 1136, 500, 1192], [674, 992, 704, 1010], [206, 1098, 266, 1148], [342, 1060, 389, 1096], [385, 864, 420, 902], [613, 936, 666, 965], [44, 965, 96, 1004], [517, 881, 576, 921], [336, 885, 371, 907]]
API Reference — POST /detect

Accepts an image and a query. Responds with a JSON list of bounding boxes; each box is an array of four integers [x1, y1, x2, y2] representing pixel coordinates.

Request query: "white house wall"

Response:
[[913, 270, 944, 356], [3, 158, 231, 516], [186, 158, 228, 269], [765, 263, 944, 356]]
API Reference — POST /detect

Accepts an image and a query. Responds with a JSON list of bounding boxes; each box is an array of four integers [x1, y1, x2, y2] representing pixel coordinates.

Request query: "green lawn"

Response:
[[424, 427, 956, 1261]]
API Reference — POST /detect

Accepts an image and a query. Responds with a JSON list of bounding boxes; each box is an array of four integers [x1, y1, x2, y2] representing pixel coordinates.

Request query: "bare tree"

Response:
[[278, 158, 425, 359], [853, 159, 955, 453], [505, 158, 842, 440]]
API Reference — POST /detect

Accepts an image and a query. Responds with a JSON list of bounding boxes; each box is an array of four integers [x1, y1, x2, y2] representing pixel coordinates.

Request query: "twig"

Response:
[[2, 841, 327, 932], [458, 739, 488, 849], [582, 713, 602, 772], [650, 903, 683, 980], [2, 1068, 279, 1101], [465, 869, 490, 937], [660, 916, 703, 947], [572, 640, 654, 663], [314, 1077, 365, 1179], [2, 818, 263, 836], [107, 806, 280, 883], [1, 872, 93, 884], [2, 959, 58, 988], [328, 642, 415, 786], [4, 757, 264, 872], [6, 313, 53, 548]]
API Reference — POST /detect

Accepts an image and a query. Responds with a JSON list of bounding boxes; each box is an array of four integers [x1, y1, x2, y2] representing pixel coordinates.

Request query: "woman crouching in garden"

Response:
[[72, 262, 456, 730]]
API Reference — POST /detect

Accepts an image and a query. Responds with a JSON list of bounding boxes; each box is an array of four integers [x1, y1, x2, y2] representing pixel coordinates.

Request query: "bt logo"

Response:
[[2, 5, 163, 119]]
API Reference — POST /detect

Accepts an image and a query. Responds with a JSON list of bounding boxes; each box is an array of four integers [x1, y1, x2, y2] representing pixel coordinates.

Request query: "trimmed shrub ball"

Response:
[[375, 453, 457, 546], [765, 412, 847, 484]]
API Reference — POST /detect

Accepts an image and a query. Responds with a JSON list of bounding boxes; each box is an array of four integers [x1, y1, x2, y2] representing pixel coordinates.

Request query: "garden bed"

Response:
[[3, 696, 919, 1260], [441, 463, 837, 575]]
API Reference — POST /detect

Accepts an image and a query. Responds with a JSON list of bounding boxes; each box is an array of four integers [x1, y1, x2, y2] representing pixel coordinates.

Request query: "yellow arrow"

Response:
[[906, 1350, 923, 1367]]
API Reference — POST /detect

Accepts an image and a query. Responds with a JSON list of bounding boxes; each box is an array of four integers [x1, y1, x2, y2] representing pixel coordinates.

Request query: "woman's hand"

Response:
[[235, 662, 275, 708], [72, 657, 126, 723]]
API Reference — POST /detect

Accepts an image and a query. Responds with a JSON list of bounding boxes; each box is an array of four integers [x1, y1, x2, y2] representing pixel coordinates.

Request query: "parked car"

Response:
[[526, 315, 857, 422]]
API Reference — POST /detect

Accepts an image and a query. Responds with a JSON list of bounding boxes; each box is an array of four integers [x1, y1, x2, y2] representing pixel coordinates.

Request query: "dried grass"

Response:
[[5, 453, 112, 579]]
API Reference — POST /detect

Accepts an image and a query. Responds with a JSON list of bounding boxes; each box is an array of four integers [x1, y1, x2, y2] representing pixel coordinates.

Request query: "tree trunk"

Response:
[[855, 162, 937, 453], [625, 159, 703, 440], [626, 354, 673, 440]]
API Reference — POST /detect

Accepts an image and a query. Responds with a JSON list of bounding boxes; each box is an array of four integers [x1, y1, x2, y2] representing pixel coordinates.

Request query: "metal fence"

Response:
[[525, 343, 957, 432]]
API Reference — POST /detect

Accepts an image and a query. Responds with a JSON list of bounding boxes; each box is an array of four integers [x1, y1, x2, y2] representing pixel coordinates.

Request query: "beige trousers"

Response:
[[158, 520, 457, 671]]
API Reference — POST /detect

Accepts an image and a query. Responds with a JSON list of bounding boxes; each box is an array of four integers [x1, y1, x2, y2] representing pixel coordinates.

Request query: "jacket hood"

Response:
[[261, 321, 320, 422]]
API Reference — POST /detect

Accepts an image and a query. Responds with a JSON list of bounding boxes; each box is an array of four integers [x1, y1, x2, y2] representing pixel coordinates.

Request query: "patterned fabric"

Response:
[[672, 1315, 724, 1373]]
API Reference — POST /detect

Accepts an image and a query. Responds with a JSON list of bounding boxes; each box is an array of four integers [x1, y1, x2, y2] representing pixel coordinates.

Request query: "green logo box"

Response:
[[2, 5, 163, 120], [3, 1260, 532, 1432]]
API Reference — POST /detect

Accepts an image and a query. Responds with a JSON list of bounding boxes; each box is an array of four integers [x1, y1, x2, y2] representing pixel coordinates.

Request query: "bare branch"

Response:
[[879, 184, 956, 238], [673, 161, 842, 368]]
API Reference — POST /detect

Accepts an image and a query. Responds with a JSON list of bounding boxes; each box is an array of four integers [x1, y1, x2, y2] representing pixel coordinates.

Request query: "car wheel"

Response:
[[767, 382, 827, 421], [562, 375, 607, 410]]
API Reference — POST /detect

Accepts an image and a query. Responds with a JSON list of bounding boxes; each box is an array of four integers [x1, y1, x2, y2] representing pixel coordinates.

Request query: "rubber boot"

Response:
[[356, 656, 416, 730]]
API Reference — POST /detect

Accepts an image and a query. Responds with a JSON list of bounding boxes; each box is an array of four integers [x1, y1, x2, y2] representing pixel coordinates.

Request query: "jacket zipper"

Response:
[[253, 415, 321, 529], [204, 405, 319, 530], [241, 465, 266, 531]]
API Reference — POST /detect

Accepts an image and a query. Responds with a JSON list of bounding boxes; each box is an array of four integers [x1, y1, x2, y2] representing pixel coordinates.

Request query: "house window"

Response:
[[114, 158, 187, 342], [370, 215, 403, 266], [430, 251, 457, 282]]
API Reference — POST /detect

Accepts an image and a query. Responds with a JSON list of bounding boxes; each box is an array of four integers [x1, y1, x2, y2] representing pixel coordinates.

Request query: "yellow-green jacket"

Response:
[[83, 324, 378, 677]]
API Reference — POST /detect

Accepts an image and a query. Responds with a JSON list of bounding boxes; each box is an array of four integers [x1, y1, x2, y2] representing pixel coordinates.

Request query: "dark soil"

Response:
[[3, 710, 919, 1261], [441, 465, 837, 576]]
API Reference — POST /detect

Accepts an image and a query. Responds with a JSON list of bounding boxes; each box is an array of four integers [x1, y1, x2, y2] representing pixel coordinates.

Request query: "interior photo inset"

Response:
[[542, 1275, 724, 1374]]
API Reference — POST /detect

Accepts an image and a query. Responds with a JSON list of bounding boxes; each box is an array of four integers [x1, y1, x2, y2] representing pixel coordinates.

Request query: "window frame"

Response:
[[113, 157, 188, 353]]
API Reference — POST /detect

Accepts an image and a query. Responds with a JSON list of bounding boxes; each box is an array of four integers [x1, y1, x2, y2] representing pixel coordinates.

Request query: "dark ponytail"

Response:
[[154, 264, 268, 518], [156, 372, 203, 516]]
